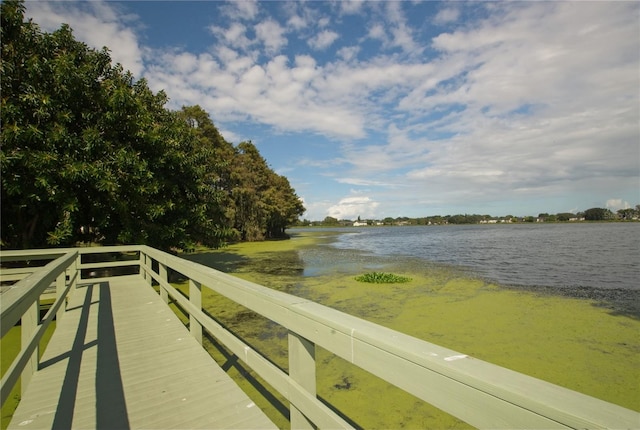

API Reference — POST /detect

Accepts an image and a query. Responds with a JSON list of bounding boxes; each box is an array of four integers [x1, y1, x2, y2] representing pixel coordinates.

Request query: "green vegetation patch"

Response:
[[355, 272, 412, 284], [156, 231, 640, 428]]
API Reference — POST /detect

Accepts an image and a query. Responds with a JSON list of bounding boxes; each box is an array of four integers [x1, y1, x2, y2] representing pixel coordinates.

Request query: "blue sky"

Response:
[[25, 1, 639, 220]]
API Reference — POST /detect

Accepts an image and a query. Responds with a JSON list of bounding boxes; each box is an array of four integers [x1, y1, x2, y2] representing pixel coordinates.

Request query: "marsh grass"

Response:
[[355, 272, 412, 284]]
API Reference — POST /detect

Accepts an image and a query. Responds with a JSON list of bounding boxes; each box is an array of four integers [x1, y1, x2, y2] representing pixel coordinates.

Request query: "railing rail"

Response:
[[0, 250, 78, 405], [0, 246, 140, 408], [139, 246, 639, 429], [1, 245, 638, 429]]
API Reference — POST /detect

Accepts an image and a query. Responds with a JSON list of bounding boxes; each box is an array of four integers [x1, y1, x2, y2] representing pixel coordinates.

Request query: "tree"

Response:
[[556, 213, 574, 221], [1, 1, 117, 247], [617, 208, 634, 220], [231, 142, 304, 240], [1, 1, 304, 249], [177, 105, 238, 245], [1, 2, 227, 249], [323, 216, 339, 225], [584, 207, 612, 221]]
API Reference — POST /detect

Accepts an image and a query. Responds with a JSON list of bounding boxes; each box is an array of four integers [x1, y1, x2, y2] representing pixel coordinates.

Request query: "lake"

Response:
[[296, 223, 640, 291]]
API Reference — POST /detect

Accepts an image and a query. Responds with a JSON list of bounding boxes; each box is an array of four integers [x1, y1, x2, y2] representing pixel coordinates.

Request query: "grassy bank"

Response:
[[179, 231, 640, 428]]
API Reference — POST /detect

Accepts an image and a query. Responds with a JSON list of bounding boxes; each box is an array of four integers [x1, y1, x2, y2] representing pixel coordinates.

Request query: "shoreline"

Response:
[[182, 230, 640, 427]]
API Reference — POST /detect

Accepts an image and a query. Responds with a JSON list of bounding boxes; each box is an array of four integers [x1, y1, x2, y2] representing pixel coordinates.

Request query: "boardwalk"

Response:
[[3, 246, 638, 429], [8, 275, 277, 430]]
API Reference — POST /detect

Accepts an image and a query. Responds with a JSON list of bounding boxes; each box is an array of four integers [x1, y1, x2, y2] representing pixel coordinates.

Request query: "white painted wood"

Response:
[[189, 279, 202, 344], [142, 245, 640, 429], [159, 262, 169, 303], [56, 272, 66, 324], [151, 274, 354, 429], [0, 276, 73, 407], [143, 252, 152, 285], [0, 251, 77, 337], [8, 277, 277, 430], [288, 332, 316, 430], [78, 259, 139, 270], [20, 301, 38, 397]]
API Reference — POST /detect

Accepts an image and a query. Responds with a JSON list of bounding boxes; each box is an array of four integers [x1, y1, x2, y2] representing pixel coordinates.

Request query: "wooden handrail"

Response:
[[139, 245, 640, 429], [0, 246, 137, 408], [0, 251, 78, 406], [0, 251, 77, 337]]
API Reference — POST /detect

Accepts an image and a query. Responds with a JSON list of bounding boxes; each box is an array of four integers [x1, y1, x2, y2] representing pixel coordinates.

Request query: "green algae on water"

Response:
[[179, 230, 640, 428]]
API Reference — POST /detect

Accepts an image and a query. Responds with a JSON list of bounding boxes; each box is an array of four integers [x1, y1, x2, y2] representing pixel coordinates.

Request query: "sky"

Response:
[[24, 0, 640, 221]]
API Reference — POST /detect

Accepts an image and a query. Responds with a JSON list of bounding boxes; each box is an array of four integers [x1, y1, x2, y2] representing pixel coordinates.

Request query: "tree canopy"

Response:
[[1, 0, 305, 250]]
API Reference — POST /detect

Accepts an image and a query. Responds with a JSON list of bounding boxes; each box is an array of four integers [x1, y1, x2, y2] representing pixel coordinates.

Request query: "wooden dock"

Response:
[[3, 246, 638, 430], [7, 276, 277, 430]]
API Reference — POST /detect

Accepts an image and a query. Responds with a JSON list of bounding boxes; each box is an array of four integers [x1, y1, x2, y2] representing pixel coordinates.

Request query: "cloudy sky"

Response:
[[25, 1, 639, 220]]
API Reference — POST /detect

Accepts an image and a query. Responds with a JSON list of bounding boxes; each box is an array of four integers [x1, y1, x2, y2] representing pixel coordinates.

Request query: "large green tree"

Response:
[[177, 105, 239, 244], [0, 1, 222, 249], [583, 207, 613, 221], [231, 142, 304, 241], [1, 0, 304, 249]]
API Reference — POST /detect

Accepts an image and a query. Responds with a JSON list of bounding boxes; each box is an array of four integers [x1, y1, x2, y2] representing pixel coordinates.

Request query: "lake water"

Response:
[[297, 223, 640, 291]]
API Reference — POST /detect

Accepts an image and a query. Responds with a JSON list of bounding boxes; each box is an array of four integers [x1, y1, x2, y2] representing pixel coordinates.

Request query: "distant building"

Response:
[[353, 221, 368, 227]]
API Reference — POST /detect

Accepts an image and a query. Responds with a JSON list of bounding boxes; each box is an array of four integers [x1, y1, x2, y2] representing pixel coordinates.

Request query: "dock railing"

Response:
[[1, 245, 638, 429]]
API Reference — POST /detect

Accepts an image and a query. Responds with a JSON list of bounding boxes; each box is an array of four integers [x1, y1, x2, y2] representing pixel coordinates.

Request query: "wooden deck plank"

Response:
[[9, 276, 277, 430]]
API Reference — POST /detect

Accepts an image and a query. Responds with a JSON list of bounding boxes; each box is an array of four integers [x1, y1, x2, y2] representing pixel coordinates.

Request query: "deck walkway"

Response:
[[8, 275, 277, 430]]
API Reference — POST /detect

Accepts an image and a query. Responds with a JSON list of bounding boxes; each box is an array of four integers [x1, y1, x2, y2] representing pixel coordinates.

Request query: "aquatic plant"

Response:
[[355, 272, 412, 284]]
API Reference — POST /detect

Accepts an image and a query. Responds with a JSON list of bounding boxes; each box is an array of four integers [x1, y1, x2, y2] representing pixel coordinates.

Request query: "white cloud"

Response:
[[322, 3, 637, 218], [434, 7, 460, 25], [337, 45, 360, 61], [282, 2, 319, 31], [606, 199, 631, 211], [367, 23, 387, 41], [336, 178, 397, 187], [287, 14, 307, 30], [383, 2, 419, 54], [317, 17, 331, 28], [24, 1, 639, 219], [327, 196, 380, 220], [209, 22, 252, 51], [25, 1, 144, 76], [255, 19, 287, 54], [220, 0, 260, 21], [339, 0, 366, 16], [308, 30, 340, 50]]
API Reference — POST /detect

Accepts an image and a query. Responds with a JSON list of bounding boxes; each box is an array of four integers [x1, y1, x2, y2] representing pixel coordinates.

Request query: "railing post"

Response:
[[21, 300, 38, 396], [159, 262, 169, 304], [143, 252, 152, 286], [56, 270, 66, 323], [288, 332, 316, 429], [189, 279, 202, 344]]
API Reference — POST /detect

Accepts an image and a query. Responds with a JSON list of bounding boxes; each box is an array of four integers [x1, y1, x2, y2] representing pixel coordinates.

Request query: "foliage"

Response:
[[306, 207, 639, 226], [322, 216, 340, 225], [584, 207, 614, 221], [556, 213, 576, 222], [355, 272, 412, 284], [230, 141, 304, 241], [0, 1, 304, 250]]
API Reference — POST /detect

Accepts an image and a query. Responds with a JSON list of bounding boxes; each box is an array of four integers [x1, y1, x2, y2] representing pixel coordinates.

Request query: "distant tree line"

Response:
[[0, 0, 304, 250], [301, 205, 640, 227]]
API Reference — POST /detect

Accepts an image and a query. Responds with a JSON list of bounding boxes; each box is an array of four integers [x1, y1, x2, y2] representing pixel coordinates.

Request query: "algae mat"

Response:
[[182, 231, 640, 429]]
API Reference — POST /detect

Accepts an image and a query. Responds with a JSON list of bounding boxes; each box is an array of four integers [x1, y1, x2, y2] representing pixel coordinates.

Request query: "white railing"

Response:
[[1, 246, 638, 429], [1, 250, 78, 404]]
